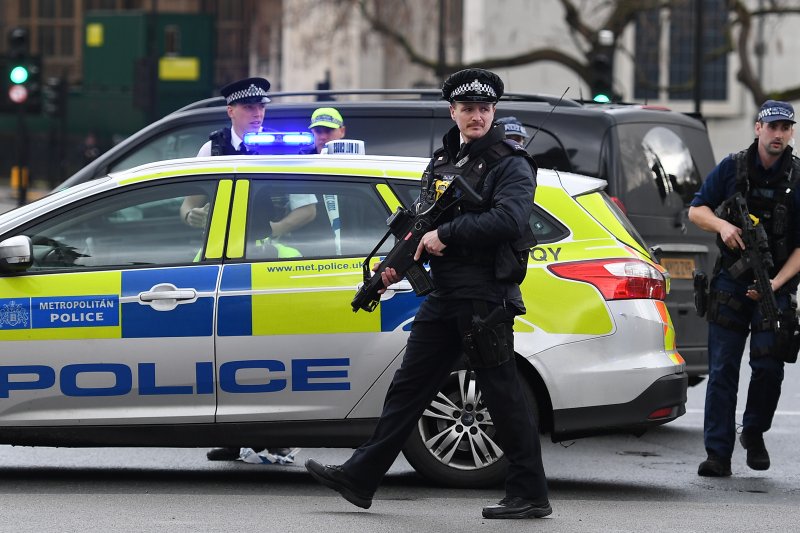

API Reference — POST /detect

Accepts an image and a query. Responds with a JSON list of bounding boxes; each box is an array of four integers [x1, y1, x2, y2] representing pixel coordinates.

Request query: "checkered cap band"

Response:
[[226, 83, 269, 104], [450, 79, 497, 100], [758, 106, 794, 122]]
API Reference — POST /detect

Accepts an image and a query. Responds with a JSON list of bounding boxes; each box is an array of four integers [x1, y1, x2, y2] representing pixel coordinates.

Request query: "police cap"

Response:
[[220, 77, 271, 105], [496, 116, 529, 138], [441, 68, 504, 103]]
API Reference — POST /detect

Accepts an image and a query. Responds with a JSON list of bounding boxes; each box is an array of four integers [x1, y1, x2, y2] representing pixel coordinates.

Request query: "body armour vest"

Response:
[[721, 144, 800, 276], [209, 128, 240, 156], [418, 125, 537, 266]]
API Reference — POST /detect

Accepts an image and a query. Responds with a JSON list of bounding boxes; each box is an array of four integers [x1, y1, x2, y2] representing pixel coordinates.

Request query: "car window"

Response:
[[530, 205, 569, 244], [108, 123, 219, 173], [525, 129, 572, 172], [245, 178, 394, 260], [616, 124, 703, 213], [19, 180, 219, 272]]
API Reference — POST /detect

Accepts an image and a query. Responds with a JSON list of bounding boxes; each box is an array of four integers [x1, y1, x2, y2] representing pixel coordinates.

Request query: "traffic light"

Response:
[[589, 47, 614, 104], [1, 28, 42, 113], [43, 76, 67, 118]]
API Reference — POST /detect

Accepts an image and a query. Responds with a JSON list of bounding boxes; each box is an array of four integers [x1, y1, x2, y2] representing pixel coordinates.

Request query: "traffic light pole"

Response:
[[15, 102, 28, 207]]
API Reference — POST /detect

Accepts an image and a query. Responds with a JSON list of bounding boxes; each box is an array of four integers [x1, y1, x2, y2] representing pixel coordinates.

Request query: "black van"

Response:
[[59, 90, 717, 381]]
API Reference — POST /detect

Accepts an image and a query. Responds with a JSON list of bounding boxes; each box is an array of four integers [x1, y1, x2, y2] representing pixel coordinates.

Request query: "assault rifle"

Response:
[[715, 192, 781, 331], [351, 175, 481, 312]]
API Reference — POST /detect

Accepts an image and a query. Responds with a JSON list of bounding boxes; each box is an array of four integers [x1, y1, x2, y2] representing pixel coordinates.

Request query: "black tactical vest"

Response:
[[209, 128, 239, 156], [727, 145, 800, 270]]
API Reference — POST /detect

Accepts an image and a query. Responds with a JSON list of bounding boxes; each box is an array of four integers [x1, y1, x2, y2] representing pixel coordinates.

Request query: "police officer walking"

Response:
[[305, 68, 550, 519], [689, 100, 800, 477]]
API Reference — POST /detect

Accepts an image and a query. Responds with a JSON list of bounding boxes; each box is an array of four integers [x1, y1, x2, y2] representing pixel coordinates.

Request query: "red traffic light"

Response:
[[8, 84, 28, 103]]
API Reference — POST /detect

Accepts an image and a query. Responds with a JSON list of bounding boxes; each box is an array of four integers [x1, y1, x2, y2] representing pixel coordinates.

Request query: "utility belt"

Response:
[[460, 300, 518, 369], [693, 269, 800, 363]]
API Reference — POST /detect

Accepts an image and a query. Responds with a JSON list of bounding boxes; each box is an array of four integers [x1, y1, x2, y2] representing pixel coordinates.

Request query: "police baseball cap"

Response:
[[441, 68, 504, 103], [496, 116, 529, 138], [757, 100, 795, 124], [220, 77, 271, 105], [309, 107, 344, 129]]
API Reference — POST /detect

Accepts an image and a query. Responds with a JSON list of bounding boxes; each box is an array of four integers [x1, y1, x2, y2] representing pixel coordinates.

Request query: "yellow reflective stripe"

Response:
[[376, 183, 401, 212], [226, 180, 249, 258], [234, 165, 382, 176], [118, 167, 225, 185], [576, 193, 650, 256], [386, 170, 423, 178], [206, 180, 232, 259]]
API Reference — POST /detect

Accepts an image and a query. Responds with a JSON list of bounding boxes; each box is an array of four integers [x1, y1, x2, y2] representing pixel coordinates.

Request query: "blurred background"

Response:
[[1, 0, 798, 194]]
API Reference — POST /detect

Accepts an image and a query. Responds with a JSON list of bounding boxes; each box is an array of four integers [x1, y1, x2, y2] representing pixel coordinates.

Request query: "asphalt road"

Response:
[[0, 361, 798, 532]]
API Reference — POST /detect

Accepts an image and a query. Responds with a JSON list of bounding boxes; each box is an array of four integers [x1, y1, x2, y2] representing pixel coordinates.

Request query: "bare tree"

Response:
[[348, 0, 800, 106]]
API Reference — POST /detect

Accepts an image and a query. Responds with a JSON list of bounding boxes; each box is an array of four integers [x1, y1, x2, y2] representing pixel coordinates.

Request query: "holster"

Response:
[[461, 301, 514, 369], [693, 270, 708, 317], [775, 305, 800, 364]]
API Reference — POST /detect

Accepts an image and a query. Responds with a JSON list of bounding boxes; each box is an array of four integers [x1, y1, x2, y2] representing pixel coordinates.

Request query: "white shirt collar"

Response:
[[230, 127, 245, 150]]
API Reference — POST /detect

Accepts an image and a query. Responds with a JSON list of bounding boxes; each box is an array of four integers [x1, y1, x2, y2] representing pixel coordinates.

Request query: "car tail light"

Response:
[[548, 259, 667, 300], [609, 196, 627, 214], [648, 407, 675, 419]]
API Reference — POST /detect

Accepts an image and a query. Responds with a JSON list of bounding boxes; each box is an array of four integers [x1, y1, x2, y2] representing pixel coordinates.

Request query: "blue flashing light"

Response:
[[244, 131, 313, 147], [592, 94, 612, 104]]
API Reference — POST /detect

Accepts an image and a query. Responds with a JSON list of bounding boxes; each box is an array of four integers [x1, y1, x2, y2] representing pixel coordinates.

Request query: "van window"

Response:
[[617, 124, 702, 211], [525, 129, 572, 172], [109, 123, 219, 173]]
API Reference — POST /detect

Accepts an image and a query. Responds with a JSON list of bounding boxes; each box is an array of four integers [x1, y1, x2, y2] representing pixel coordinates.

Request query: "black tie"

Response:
[[238, 144, 249, 155]]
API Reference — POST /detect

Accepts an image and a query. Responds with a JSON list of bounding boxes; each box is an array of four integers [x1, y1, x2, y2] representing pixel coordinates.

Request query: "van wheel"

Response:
[[403, 368, 538, 488]]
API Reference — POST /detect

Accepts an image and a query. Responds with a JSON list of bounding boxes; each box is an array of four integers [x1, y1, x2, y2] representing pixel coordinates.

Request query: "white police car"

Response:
[[0, 148, 687, 487]]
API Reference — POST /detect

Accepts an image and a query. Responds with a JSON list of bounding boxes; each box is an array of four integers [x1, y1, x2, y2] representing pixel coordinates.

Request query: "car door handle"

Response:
[[140, 289, 196, 301], [139, 283, 198, 311]]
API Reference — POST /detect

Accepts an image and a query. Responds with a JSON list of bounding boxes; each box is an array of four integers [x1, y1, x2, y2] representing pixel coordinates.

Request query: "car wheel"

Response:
[[403, 367, 538, 488]]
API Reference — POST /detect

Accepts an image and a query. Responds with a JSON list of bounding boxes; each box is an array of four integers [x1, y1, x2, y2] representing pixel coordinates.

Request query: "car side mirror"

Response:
[[0, 235, 33, 273]]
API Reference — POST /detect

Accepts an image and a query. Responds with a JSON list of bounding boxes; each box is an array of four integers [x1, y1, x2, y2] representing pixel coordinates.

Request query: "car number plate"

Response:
[[661, 257, 696, 279]]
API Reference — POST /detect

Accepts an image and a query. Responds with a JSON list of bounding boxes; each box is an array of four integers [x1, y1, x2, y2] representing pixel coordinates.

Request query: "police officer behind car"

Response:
[[496, 116, 530, 145], [688, 100, 800, 477], [305, 68, 550, 519], [300, 107, 347, 154]]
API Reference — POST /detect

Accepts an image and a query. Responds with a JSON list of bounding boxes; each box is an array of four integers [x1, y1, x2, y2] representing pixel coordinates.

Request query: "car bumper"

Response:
[[550, 372, 688, 442], [678, 344, 707, 378]]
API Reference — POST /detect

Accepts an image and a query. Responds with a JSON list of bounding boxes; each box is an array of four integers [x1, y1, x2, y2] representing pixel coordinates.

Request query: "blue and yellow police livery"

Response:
[[0, 152, 686, 487]]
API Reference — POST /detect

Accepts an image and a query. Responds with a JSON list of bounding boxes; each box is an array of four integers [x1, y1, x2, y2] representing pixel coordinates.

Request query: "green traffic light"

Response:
[[592, 94, 611, 104], [9, 65, 29, 84]]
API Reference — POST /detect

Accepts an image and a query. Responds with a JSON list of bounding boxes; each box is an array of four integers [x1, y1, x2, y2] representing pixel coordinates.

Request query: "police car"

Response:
[[0, 146, 687, 488]]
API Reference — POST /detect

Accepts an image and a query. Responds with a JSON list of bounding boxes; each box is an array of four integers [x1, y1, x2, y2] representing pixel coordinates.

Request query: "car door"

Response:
[[0, 177, 230, 425], [214, 175, 420, 422]]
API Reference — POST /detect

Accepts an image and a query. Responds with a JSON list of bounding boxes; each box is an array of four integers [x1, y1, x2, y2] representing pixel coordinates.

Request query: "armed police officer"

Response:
[[689, 100, 800, 477], [496, 116, 530, 145], [305, 68, 550, 519]]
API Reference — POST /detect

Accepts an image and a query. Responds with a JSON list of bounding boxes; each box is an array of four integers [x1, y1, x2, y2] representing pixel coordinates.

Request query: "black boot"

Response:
[[206, 447, 240, 461], [697, 455, 732, 477], [740, 431, 770, 471], [305, 459, 373, 509], [482, 496, 552, 519]]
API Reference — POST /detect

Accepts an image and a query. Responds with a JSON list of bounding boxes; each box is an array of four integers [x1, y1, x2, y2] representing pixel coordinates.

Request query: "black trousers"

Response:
[[343, 296, 549, 501]]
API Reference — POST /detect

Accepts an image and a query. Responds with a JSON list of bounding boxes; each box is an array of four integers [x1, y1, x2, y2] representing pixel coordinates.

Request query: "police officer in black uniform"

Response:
[[689, 100, 800, 477], [305, 68, 550, 519], [198, 77, 271, 157]]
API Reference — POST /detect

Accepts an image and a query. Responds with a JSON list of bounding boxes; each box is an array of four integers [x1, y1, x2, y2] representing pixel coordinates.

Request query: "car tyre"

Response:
[[402, 366, 539, 488]]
